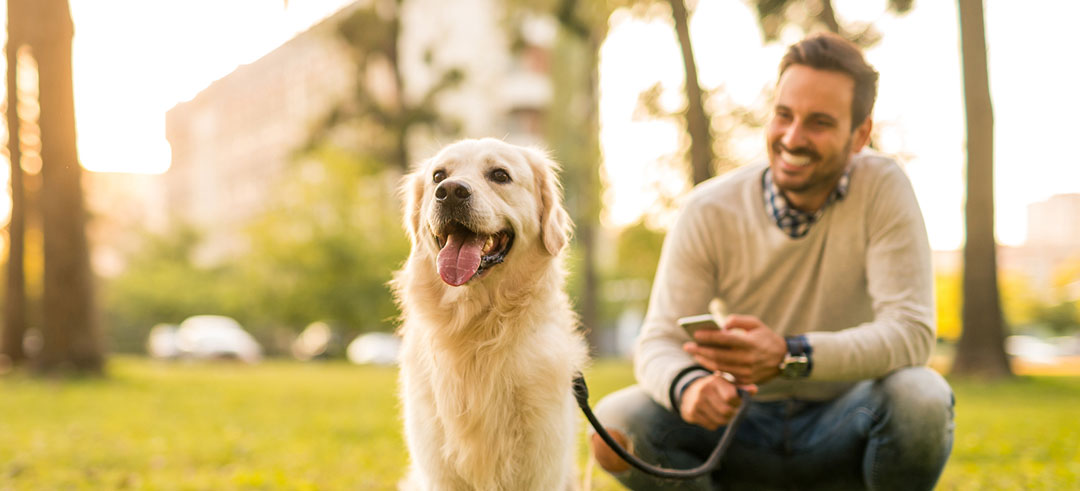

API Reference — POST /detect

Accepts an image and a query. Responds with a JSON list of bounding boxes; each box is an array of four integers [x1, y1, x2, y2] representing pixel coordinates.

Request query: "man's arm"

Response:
[[805, 161, 936, 380], [633, 195, 721, 411]]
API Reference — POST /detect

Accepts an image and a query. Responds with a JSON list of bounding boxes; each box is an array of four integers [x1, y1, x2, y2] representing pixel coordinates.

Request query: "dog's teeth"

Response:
[[483, 236, 495, 254]]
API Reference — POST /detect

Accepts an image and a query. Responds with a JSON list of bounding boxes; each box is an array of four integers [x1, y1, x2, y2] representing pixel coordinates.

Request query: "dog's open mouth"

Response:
[[434, 222, 514, 286]]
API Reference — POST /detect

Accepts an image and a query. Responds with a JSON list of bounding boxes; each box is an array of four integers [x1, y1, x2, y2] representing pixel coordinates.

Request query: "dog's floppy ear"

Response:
[[526, 148, 572, 256], [400, 165, 427, 243]]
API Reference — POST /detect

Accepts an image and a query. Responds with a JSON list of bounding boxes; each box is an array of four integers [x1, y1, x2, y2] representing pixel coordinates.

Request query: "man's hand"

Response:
[[679, 374, 757, 431], [683, 314, 787, 385]]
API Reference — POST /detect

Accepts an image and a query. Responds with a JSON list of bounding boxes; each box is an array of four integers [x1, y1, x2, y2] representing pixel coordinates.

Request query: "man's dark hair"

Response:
[[779, 33, 879, 130]]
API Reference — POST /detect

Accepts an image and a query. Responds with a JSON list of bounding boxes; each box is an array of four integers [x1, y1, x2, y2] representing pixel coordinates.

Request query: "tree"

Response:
[[753, 0, 913, 46], [2, 0, 28, 367], [950, 0, 1011, 378], [532, 0, 623, 347], [307, 0, 463, 171], [666, 0, 713, 185], [28, 0, 104, 374]]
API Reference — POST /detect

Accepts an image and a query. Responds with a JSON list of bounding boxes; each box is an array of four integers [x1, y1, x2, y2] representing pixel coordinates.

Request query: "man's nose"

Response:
[[435, 180, 472, 207], [780, 121, 806, 149]]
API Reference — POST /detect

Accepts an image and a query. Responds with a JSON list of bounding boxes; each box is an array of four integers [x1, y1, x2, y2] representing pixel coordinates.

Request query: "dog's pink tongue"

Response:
[[437, 232, 485, 286]]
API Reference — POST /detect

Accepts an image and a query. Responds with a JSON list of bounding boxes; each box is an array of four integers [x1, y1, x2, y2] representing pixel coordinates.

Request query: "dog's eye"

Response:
[[488, 169, 511, 184], [433, 170, 447, 183]]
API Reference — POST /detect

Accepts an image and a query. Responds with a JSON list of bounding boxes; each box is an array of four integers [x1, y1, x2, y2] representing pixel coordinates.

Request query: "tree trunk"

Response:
[[2, 0, 28, 367], [816, 0, 842, 35], [951, 0, 1011, 378], [667, 0, 713, 185], [33, 0, 104, 374], [547, 28, 602, 351]]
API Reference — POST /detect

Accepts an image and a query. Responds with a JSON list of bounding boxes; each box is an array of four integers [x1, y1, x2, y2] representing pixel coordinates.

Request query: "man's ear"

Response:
[[526, 148, 572, 256], [399, 165, 427, 243], [851, 117, 873, 153]]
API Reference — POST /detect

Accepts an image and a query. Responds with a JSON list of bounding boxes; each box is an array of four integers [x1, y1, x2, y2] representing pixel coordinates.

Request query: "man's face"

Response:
[[766, 64, 871, 211]]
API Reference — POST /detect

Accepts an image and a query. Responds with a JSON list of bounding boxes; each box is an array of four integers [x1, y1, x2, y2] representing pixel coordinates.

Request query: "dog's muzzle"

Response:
[[430, 180, 514, 287]]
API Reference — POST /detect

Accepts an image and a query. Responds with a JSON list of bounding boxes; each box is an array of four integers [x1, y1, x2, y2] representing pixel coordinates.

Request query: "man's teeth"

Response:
[[782, 151, 812, 167]]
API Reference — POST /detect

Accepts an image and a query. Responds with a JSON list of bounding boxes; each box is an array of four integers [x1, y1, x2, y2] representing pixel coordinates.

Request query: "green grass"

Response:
[[1, 358, 1078, 490]]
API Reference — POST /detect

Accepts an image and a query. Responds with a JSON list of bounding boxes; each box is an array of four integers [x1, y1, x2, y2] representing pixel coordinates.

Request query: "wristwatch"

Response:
[[779, 335, 813, 379]]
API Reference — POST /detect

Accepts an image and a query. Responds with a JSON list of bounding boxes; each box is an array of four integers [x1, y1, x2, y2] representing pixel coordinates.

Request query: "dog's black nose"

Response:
[[435, 180, 472, 206]]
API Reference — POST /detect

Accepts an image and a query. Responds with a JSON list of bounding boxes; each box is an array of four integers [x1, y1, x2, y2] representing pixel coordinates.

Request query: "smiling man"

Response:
[[590, 33, 955, 489]]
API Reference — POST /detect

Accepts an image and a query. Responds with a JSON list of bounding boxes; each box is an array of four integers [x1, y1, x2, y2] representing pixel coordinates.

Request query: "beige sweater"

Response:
[[634, 152, 935, 407]]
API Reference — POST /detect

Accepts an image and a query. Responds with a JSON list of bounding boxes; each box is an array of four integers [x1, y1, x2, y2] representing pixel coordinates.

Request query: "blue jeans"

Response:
[[592, 367, 954, 490]]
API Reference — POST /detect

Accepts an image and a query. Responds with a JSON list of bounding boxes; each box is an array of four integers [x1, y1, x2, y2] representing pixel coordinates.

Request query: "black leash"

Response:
[[572, 372, 750, 479]]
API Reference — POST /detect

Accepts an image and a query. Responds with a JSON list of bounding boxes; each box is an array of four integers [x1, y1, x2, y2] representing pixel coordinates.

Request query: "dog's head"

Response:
[[400, 138, 571, 287]]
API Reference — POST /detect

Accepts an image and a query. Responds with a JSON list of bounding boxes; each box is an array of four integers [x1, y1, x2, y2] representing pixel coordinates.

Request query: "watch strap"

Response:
[[785, 335, 812, 357]]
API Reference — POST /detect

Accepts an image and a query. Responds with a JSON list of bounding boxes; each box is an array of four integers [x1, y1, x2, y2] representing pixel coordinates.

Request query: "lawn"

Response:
[[1, 357, 1078, 490]]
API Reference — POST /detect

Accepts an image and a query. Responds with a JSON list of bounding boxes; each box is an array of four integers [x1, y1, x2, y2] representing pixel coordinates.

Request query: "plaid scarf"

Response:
[[763, 167, 851, 239]]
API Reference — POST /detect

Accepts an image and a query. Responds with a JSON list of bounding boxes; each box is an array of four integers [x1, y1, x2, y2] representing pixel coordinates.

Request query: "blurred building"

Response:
[[933, 193, 1080, 296], [161, 0, 553, 262], [1027, 194, 1080, 247], [1015, 193, 1080, 294]]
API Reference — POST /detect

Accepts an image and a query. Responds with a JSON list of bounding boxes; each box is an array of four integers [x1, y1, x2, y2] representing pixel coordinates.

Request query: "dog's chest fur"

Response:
[[399, 289, 586, 489]]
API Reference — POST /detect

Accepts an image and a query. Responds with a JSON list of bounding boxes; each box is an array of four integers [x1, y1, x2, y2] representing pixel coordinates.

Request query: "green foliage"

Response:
[[612, 220, 666, 283], [2, 358, 1079, 489], [1001, 260, 1080, 336], [937, 267, 1080, 340], [1027, 301, 1080, 336], [935, 271, 962, 340], [999, 271, 1040, 329], [593, 221, 666, 334], [102, 225, 239, 353], [236, 146, 409, 339]]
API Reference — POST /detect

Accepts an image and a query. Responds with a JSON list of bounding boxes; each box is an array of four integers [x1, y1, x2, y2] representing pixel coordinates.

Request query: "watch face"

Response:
[[781, 354, 810, 378]]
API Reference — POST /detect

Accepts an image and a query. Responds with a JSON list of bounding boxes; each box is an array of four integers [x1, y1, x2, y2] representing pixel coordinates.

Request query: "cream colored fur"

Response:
[[392, 138, 588, 490]]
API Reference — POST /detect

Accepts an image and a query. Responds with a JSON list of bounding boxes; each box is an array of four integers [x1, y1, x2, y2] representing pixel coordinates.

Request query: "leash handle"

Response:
[[573, 373, 749, 480]]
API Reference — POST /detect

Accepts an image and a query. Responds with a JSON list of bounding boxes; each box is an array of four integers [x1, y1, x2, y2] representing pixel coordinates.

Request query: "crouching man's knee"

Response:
[[868, 366, 955, 488], [588, 386, 661, 474], [879, 366, 955, 438], [590, 429, 632, 473]]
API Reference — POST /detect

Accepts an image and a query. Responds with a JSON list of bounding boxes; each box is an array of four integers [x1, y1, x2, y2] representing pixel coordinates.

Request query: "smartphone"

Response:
[[678, 314, 722, 340]]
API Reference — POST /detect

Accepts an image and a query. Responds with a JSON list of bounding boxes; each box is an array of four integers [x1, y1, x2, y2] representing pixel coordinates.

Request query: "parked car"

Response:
[[291, 321, 340, 361], [346, 332, 400, 365], [146, 323, 181, 359], [148, 315, 262, 363]]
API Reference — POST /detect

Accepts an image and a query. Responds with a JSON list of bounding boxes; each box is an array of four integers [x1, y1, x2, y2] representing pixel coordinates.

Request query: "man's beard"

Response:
[[773, 136, 853, 194]]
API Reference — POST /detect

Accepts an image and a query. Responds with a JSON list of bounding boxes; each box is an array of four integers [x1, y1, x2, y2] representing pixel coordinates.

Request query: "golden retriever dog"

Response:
[[392, 138, 588, 490]]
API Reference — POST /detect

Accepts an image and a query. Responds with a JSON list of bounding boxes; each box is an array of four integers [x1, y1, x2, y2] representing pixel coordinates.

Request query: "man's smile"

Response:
[[780, 150, 813, 168]]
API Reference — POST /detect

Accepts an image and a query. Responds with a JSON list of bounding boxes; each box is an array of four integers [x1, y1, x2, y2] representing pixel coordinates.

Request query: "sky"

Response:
[[3, 0, 1079, 251]]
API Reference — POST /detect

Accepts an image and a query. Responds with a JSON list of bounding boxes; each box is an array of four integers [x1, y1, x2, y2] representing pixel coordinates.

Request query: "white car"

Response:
[[157, 315, 263, 363], [346, 332, 401, 365], [146, 323, 181, 359]]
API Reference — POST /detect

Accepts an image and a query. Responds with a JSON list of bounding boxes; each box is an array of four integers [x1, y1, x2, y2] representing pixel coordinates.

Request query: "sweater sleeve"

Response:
[[805, 163, 936, 380], [633, 197, 721, 411]]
